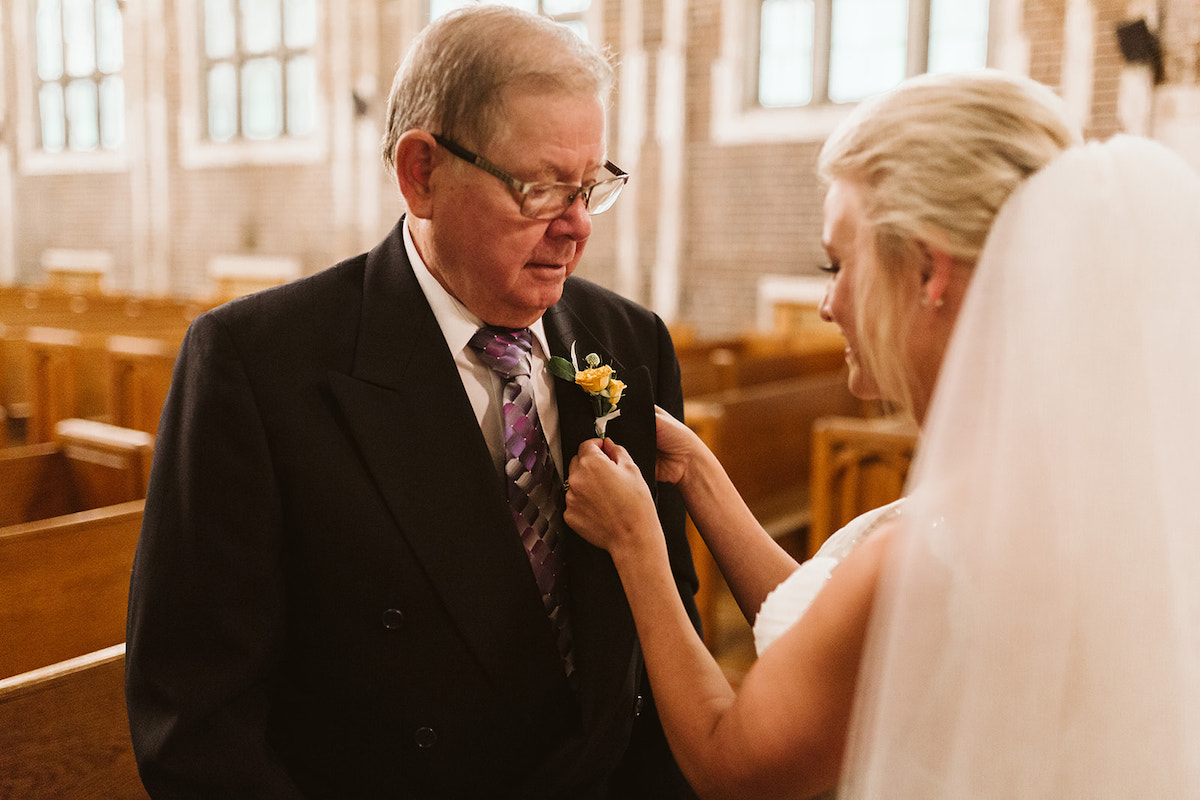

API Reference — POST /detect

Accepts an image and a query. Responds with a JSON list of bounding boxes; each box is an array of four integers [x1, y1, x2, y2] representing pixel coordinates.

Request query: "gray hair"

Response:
[[380, 5, 615, 174]]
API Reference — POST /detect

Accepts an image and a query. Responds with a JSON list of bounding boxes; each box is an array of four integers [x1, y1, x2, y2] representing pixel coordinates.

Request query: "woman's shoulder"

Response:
[[814, 499, 905, 561], [753, 499, 904, 656]]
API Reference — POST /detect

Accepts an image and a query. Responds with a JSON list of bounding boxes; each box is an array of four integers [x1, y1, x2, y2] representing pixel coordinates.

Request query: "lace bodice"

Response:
[[752, 500, 904, 656]]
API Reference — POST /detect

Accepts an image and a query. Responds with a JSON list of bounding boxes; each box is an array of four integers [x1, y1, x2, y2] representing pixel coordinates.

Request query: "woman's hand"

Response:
[[654, 405, 702, 485], [564, 437, 664, 559]]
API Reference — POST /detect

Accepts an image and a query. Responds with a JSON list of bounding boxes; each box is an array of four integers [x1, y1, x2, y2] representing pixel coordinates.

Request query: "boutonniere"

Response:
[[548, 343, 625, 438]]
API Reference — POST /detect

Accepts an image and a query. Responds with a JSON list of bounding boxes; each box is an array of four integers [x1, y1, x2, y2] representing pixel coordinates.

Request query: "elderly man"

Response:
[[126, 5, 700, 798]]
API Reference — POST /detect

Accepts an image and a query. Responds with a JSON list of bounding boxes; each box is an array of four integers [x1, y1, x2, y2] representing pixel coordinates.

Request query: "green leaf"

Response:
[[547, 356, 578, 382]]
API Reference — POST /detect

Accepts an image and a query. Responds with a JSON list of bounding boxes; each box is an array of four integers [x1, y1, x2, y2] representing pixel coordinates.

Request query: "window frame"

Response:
[[14, 0, 130, 175], [175, 0, 327, 169], [712, 0, 996, 145]]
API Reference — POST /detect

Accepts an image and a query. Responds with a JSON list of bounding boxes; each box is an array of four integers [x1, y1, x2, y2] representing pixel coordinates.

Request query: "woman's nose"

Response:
[[819, 285, 834, 322]]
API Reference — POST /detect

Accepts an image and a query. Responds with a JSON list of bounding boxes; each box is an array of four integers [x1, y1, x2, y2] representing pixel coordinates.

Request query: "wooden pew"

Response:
[[0, 500, 144, 680], [0, 419, 153, 527], [677, 332, 848, 399], [0, 286, 198, 440], [22, 326, 91, 444], [808, 414, 918, 558], [684, 371, 869, 646], [0, 644, 149, 799], [17, 328, 181, 444], [106, 336, 178, 435]]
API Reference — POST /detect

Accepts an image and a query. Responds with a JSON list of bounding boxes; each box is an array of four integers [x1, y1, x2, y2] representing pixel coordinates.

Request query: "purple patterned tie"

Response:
[[469, 326, 574, 677]]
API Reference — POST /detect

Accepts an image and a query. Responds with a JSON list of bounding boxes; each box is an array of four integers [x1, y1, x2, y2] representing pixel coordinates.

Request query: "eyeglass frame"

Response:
[[432, 134, 629, 220]]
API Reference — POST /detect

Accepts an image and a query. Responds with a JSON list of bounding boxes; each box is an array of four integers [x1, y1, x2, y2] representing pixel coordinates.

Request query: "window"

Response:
[[757, 0, 990, 108], [429, 0, 593, 42], [200, 0, 318, 143], [34, 0, 125, 153]]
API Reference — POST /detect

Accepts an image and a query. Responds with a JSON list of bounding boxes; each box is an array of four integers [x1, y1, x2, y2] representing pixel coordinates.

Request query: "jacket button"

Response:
[[381, 608, 405, 630], [634, 694, 645, 717], [414, 726, 438, 749]]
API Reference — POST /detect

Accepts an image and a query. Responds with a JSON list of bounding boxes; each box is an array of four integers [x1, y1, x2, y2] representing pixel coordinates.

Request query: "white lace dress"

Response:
[[753, 499, 904, 656]]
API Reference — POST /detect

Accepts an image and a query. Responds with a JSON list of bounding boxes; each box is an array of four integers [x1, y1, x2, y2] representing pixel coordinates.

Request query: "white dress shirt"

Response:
[[402, 218, 566, 480]]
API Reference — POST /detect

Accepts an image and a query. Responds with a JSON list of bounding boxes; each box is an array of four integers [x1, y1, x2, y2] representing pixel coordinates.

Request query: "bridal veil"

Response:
[[839, 136, 1200, 798]]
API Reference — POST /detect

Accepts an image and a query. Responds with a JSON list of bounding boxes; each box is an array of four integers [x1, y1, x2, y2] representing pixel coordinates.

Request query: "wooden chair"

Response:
[[808, 414, 919, 558], [0, 644, 149, 799], [0, 500, 145, 680]]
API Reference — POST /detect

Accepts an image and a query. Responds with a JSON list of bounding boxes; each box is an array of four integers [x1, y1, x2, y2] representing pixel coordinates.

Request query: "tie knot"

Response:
[[469, 326, 534, 379]]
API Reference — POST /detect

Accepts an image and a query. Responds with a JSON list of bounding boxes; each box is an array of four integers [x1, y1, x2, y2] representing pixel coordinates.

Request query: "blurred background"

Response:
[[1, 0, 1196, 340]]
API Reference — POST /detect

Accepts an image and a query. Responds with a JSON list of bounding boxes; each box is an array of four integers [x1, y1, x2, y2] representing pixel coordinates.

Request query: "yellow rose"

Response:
[[604, 379, 625, 405], [575, 365, 613, 393]]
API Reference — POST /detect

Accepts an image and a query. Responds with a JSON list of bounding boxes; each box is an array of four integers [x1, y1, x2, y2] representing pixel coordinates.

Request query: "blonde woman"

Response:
[[559, 69, 1193, 798]]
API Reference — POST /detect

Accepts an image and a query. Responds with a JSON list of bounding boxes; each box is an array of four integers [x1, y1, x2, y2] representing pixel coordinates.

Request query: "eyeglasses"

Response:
[[433, 135, 628, 220]]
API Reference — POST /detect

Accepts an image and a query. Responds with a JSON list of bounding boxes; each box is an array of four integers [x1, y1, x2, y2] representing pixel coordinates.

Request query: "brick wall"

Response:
[[2, 0, 1198, 336]]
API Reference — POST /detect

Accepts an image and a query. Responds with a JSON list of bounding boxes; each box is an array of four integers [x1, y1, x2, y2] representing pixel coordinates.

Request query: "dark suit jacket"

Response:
[[125, 219, 701, 799]]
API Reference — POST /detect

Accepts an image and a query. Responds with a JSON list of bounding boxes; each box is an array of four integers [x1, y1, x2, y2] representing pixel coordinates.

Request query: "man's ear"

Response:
[[394, 130, 439, 219]]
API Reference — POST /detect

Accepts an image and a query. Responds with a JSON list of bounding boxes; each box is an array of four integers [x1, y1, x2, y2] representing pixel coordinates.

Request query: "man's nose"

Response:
[[548, 192, 592, 239]]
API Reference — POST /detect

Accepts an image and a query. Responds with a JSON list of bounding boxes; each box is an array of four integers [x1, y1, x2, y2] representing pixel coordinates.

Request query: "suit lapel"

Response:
[[328, 222, 570, 709], [543, 297, 648, 727]]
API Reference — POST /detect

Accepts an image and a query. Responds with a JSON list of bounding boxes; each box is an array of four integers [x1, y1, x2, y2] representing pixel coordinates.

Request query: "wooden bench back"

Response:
[[58, 418, 153, 508], [0, 442, 79, 525], [0, 420, 153, 526], [0, 500, 144, 679], [808, 414, 919, 557], [106, 336, 179, 435], [678, 333, 848, 399], [686, 371, 866, 535], [683, 372, 868, 646], [0, 286, 195, 440], [23, 326, 90, 443], [0, 644, 148, 799]]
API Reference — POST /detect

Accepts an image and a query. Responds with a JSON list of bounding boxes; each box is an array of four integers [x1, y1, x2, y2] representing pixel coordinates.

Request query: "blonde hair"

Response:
[[380, 5, 615, 174], [817, 69, 1081, 413]]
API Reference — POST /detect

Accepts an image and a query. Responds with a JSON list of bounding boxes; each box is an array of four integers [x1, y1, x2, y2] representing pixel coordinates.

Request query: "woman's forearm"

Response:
[[676, 442, 799, 621], [608, 533, 758, 799]]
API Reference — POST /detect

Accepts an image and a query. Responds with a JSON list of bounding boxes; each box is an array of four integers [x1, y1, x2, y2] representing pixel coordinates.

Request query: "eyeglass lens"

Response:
[[521, 176, 625, 220]]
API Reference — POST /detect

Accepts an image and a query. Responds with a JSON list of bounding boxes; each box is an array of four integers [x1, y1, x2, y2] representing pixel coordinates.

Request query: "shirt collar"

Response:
[[402, 217, 551, 358]]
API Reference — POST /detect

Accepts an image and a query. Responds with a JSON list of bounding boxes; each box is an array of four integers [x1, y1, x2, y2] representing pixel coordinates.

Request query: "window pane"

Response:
[[37, 0, 64, 81], [428, 0, 468, 21], [283, 0, 316, 48], [241, 0, 282, 54], [928, 0, 989, 74], [542, 0, 589, 15], [96, 0, 124, 73], [829, 0, 908, 103], [503, 0, 539, 13], [39, 83, 67, 152], [286, 54, 316, 136], [205, 0, 236, 58], [242, 57, 283, 139], [100, 74, 125, 148], [208, 62, 238, 141], [65, 78, 100, 150], [558, 19, 588, 41], [759, 0, 814, 107], [63, 0, 96, 78]]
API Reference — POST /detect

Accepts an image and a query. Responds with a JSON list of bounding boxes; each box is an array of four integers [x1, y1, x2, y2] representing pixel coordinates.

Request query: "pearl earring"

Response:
[[921, 295, 945, 309]]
